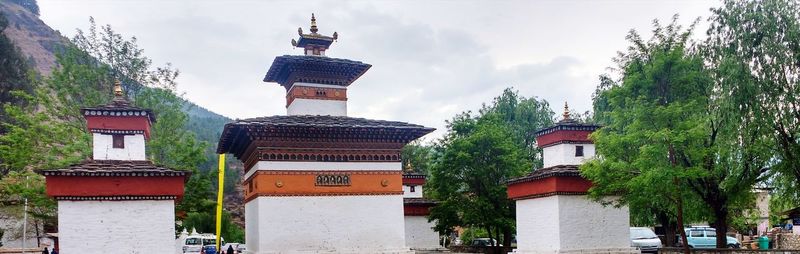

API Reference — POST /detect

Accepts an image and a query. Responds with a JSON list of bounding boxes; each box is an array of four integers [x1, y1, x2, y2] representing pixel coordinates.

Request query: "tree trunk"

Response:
[[658, 212, 677, 247], [503, 228, 513, 254], [712, 204, 729, 248], [675, 178, 690, 254]]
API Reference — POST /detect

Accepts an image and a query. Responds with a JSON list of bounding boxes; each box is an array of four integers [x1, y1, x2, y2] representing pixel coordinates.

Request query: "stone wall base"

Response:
[[512, 247, 639, 254]]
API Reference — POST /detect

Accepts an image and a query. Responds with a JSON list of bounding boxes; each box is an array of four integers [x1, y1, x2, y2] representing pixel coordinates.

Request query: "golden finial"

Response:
[[310, 13, 318, 34], [113, 79, 124, 97], [563, 101, 570, 120]]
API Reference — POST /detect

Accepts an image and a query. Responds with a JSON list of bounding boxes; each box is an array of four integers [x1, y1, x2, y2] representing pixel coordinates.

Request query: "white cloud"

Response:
[[36, 0, 717, 140]]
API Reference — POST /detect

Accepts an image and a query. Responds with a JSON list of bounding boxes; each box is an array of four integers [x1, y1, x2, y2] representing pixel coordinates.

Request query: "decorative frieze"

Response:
[[243, 170, 402, 201], [315, 173, 351, 186]]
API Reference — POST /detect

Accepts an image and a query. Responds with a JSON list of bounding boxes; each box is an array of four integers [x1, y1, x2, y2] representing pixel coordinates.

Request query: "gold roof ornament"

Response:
[[562, 101, 570, 121], [113, 79, 124, 98], [292, 13, 338, 54], [310, 13, 318, 34]]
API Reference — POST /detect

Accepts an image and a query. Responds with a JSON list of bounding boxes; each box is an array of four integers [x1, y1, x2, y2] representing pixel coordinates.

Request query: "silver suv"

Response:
[[630, 227, 662, 253]]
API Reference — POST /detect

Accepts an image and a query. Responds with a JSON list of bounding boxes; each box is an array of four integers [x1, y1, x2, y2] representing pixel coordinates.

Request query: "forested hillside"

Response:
[[0, 0, 245, 242]]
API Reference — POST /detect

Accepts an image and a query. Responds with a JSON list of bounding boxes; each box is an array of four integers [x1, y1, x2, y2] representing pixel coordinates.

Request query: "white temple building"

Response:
[[507, 104, 637, 254]]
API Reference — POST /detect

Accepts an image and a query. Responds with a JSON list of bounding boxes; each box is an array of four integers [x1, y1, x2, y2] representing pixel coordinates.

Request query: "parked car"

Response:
[[201, 245, 217, 254], [630, 227, 662, 253], [471, 238, 500, 247], [679, 227, 740, 248], [182, 233, 222, 254]]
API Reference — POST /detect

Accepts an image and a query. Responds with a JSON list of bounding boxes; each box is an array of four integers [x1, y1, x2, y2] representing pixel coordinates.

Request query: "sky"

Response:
[[37, 0, 718, 140]]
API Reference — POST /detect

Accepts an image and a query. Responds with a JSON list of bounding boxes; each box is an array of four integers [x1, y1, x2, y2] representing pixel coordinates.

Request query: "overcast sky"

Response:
[[37, 0, 717, 140]]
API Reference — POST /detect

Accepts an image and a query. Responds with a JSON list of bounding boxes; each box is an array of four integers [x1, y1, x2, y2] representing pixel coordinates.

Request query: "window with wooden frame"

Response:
[[112, 134, 125, 149], [410, 186, 416, 192], [575, 145, 584, 157]]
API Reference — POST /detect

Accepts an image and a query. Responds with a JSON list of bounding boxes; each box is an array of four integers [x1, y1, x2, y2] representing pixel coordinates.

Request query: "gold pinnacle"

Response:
[[310, 13, 318, 34], [563, 101, 570, 120], [113, 79, 123, 97]]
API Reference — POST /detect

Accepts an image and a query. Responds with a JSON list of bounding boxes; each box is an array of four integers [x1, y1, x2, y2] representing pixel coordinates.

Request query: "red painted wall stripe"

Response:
[[536, 130, 593, 147], [507, 176, 592, 200], [46, 176, 185, 198], [85, 116, 152, 139], [402, 178, 426, 185], [404, 205, 432, 216]]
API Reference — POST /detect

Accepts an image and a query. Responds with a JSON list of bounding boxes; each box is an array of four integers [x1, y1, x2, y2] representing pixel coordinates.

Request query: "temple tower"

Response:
[[507, 103, 636, 254], [41, 81, 188, 254], [402, 171, 441, 251], [217, 14, 434, 254]]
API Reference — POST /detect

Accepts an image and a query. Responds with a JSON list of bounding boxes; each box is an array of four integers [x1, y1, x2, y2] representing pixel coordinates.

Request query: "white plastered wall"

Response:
[[542, 144, 595, 168], [515, 195, 635, 254], [402, 185, 423, 198], [92, 133, 146, 160], [245, 195, 412, 254], [404, 216, 441, 250], [287, 98, 347, 116], [57, 200, 175, 254]]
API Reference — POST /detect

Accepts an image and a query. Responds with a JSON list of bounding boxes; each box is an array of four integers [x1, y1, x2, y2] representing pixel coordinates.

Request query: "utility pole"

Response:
[[22, 175, 29, 254]]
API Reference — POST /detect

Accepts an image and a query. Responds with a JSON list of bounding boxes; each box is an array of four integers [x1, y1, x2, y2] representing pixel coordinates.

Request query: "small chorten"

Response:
[[507, 101, 635, 254], [40, 79, 188, 254]]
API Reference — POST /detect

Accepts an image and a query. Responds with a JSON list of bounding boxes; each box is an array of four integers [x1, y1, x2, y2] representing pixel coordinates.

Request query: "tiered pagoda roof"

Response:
[[264, 14, 371, 89], [217, 115, 435, 159], [263, 55, 371, 89]]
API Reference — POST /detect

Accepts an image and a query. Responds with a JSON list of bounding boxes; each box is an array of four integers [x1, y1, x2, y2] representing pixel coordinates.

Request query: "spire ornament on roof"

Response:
[[562, 102, 570, 121], [310, 13, 318, 34], [112, 79, 128, 104], [292, 13, 338, 56]]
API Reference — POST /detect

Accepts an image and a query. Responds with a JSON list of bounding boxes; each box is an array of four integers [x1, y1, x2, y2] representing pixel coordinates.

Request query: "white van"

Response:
[[182, 232, 223, 254]]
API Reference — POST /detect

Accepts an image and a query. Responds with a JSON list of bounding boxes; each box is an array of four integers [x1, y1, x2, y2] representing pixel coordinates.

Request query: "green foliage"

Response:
[[428, 89, 547, 246], [586, 14, 775, 248], [0, 171, 55, 221], [706, 0, 800, 203], [181, 210, 244, 243], [478, 88, 555, 168], [584, 16, 712, 227], [401, 140, 432, 174]]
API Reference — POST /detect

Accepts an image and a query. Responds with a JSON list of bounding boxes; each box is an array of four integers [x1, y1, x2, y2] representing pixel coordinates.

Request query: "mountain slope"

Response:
[[0, 0, 61, 74]]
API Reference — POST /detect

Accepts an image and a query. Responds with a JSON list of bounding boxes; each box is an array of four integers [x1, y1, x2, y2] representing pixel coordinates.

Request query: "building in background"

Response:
[[402, 171, 441, 251]]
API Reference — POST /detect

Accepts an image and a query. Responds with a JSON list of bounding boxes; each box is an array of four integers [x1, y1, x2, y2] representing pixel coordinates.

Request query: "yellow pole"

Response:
[[215, 154, 225, 252]]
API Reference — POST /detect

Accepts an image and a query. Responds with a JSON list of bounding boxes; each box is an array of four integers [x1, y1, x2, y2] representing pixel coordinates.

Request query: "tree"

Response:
[[479, 88, 555, 168], [706, 0, 800, 203], [428, 115, 530, 251], [401, 140, 432, 174], [584, 15, 771, 249], [428, 88, 553, 251]]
